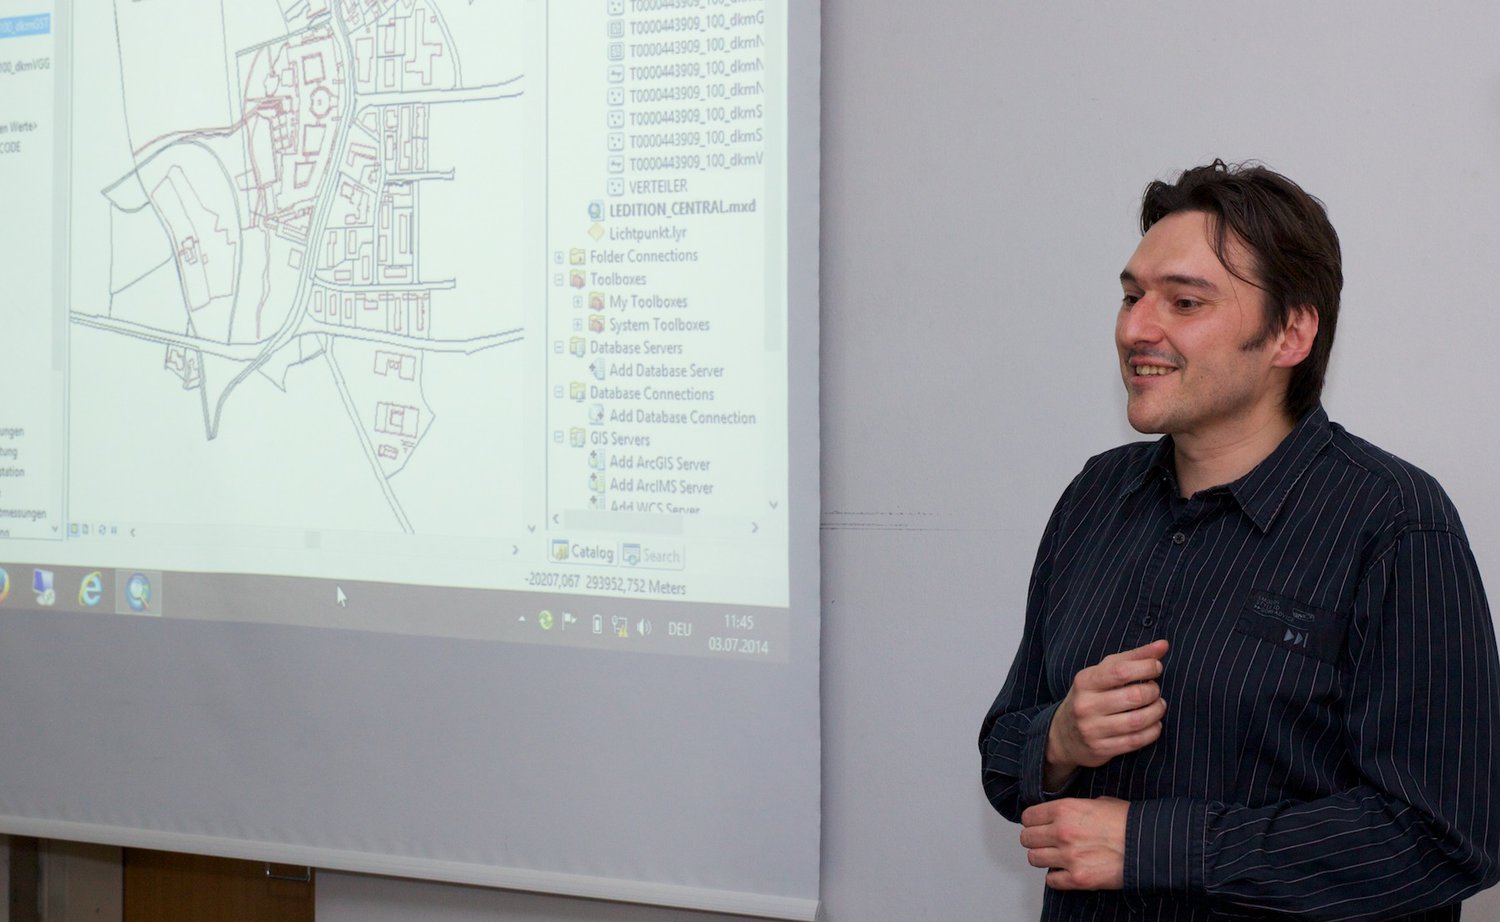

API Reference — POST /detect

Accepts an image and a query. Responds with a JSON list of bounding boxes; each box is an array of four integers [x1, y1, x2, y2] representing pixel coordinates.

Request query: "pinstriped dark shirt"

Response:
[[980, 407, 1500, 920]]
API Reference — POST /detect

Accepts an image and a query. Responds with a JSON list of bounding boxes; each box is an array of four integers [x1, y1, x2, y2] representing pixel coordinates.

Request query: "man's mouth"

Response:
[[1133, 364, 1177, 377]]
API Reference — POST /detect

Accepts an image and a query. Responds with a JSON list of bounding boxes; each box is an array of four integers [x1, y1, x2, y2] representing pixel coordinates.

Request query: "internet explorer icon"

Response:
[[78, 571, 104, 608]]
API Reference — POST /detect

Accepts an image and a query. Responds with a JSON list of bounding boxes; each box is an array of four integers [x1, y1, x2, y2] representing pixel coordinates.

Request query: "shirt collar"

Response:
[[1120, 406, 1333, 533]]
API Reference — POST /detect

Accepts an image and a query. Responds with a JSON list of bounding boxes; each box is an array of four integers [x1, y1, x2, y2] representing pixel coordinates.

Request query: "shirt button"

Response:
[[1172, 531, 1187, 545], [1141, 616, 1155, 627]]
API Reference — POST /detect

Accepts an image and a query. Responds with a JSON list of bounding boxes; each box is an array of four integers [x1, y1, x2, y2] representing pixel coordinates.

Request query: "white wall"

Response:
[[321, 0, 1500, 918]]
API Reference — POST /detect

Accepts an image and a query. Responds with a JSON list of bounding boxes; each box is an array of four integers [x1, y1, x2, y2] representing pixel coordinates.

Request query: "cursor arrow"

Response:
[[335, 586, 348, 607]]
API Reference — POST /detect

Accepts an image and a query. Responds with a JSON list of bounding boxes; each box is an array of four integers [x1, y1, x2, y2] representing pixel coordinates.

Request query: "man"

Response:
[[979, 161, 1500, 920]]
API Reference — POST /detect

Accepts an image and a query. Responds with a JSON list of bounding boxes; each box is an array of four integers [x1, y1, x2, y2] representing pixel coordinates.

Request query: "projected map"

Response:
[[3, 0, 793, 646], [69, 0, 529, 534]]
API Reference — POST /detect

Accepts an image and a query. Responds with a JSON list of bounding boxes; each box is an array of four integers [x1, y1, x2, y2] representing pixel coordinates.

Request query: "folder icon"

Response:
[[570, 270, 586, 288], [589, 291, 606, 311], [569, 248, 587, 266], [589, 314, 605, 333], [570, 428, 586, 448], [570, 337, 587, 358], [570, 381, 587, 401]]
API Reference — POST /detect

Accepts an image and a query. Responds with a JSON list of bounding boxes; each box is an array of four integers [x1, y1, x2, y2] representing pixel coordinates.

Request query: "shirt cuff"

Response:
[[1124, 798, 1207, 895], [1019, 700, 1065, 805]]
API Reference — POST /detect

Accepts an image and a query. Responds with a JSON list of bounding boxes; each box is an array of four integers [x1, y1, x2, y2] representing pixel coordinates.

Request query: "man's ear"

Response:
[[1271, 305, 1319, 368]]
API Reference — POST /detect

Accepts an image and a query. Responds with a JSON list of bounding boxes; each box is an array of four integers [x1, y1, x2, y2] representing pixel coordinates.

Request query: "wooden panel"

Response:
[[7, 837, 38, 922], [123, 849, 313, 922], [42, 841, 122, 922]]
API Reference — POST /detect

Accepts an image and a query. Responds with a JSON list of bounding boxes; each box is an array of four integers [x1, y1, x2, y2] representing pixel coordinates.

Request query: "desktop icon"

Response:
[[33, 568, 55, 606], [588, 200, 605, 222], [612, 616, 629, 638], [0, 566, 9, 604], [622, 543, 641, 567], [538, 610, 554, 631], [552, 540, 570, 561], [125, 572, 151, 612], [569, 269, 586, 288], [589, 291, 605, 310], [78, 571, 104, 607], [569, 248, 587, 266]]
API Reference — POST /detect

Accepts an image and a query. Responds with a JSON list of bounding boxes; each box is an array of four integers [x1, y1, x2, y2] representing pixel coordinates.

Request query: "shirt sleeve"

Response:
[[1125, 525, 1500, 919], [978, 486, 1074, 822]]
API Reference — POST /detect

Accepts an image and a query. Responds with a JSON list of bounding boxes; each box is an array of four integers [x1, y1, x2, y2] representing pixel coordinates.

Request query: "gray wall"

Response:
[[18, 2, 1489, 920]]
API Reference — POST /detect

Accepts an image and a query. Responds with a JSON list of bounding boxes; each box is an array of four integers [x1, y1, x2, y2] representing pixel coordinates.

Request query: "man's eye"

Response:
[[1175, 298, 1200, 311], [1121, 294, 1140, 307]]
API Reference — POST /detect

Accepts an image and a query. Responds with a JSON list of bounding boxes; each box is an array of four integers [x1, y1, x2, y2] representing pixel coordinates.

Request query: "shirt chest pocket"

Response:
[[1233, 589, 1349, 665]]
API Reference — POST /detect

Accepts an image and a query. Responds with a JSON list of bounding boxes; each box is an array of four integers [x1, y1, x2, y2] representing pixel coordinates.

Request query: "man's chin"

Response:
[[1125, 406, 1169, 435]]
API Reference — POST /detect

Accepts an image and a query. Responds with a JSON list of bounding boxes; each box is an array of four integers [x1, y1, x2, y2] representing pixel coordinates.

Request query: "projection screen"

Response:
[[0, 0, 821, 918]]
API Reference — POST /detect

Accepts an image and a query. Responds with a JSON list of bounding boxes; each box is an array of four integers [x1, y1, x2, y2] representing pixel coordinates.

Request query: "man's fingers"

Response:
[[1120, 638, 1169, 660], [1071, 680, 1161, 718], [1091, 698, 1168, 738], [1027, 847, 1063, 869], [1068, 699, 1167, 761], [1019, 802, 1056, 828], [1079, 648, 1167, 691]]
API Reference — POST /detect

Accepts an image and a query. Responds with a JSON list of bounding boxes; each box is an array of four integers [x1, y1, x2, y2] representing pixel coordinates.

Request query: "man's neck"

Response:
[[1172, 410, 1297, 498]]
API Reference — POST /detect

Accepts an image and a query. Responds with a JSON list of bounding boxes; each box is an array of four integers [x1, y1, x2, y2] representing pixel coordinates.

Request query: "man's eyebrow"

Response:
[[1118, 270, 1222, 293]]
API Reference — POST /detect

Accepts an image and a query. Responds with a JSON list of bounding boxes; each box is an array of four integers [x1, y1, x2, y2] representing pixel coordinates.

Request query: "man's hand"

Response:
[[1045, 639, 1168, 789], [1019, 797, 1130, 890]]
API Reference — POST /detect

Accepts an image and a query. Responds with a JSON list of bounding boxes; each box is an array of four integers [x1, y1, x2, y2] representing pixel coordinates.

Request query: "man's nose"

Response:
[[1118, 296, 1165, 343]]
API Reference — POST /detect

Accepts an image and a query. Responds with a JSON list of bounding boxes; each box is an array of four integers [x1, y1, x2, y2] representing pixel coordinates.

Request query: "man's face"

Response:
[[1116, 210, 1288, 441]]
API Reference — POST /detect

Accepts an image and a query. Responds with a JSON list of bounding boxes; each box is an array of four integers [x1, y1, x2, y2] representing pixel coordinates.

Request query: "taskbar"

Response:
[[0, 563, 788, 662]]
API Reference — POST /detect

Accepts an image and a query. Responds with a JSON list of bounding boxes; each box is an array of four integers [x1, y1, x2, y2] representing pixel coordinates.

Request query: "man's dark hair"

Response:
[[1140, 160, 1342, 420]]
